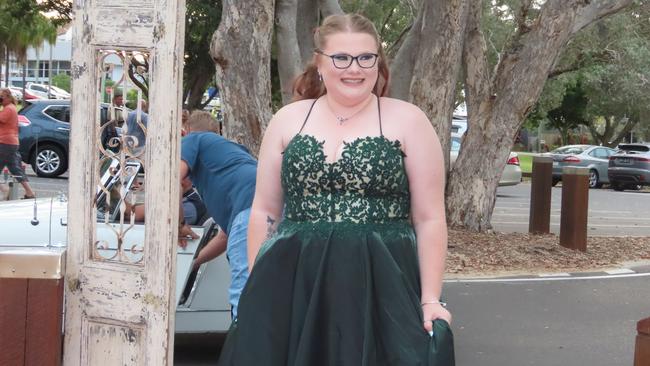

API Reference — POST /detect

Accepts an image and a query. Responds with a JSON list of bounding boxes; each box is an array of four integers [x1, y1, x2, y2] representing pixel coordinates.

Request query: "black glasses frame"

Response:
[[315, 49, 379, 69]]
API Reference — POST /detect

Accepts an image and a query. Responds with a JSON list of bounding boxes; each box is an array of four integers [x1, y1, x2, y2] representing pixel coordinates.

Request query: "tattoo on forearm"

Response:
[[266, 216, 277, 239]]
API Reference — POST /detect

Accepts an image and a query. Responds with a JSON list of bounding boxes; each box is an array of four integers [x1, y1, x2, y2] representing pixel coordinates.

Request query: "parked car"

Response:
[[7, 86, 24, 102], [608, 143, 650, 191], [544, 145, 618, 188], [0, 160, 232, 333], [18, 99, 119, 177], [450, 133, 522, 186], [7, 85, 43, 101], [25, 82, 70, 99]]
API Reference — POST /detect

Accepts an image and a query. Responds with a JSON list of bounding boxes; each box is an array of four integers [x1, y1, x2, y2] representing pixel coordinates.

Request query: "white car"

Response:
[[0, 160, 232, 333], [450, 133, 522, 186], [25, 82, 71, 100]]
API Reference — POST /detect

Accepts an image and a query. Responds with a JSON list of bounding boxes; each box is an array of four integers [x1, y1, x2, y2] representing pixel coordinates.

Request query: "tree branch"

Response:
[[379, 6, 396, 41], [318, 0, 343, 18], [463, 0, 492, 120], [571, 0, 634, 36], [388, 6, 423, 101], [515, 0, 534, 33], [386, 23, 412, 58], [296, 0, 319, 67], [275, 0, 302, 104]]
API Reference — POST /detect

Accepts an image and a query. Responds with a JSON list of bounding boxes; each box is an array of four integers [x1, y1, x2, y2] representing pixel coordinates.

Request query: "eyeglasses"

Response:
[[315, 50, 379, 69]]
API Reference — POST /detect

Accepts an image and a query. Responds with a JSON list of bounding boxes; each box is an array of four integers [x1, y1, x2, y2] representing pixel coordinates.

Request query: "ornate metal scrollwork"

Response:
[[92, 49, 150, 265]]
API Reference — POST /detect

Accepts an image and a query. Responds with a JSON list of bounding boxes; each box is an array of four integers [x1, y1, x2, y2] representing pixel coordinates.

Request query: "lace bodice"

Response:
[[281, 134, 410, 224]]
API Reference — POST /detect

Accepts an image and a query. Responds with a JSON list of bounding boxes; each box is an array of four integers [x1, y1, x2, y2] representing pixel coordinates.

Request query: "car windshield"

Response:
[[552, 146, 586, 155]]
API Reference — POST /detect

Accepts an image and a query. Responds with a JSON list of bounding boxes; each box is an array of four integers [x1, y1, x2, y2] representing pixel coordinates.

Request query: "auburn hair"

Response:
[[292, 14, 390, 101]]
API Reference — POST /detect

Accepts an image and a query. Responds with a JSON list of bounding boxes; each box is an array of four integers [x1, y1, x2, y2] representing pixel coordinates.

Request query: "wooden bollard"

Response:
[[529, 156, 553, 234], [559, 167, 589, 251], [636, 317, 650, 366]]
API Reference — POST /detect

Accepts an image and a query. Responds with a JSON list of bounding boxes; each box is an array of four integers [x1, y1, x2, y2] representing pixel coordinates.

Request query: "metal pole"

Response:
[[559, 167, 589, 251], [48, 42, 53, 98], [529, 156, 553, 234]]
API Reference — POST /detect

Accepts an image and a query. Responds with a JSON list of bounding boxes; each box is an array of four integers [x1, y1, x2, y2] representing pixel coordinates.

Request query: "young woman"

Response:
[[218, 14, 454, 365]]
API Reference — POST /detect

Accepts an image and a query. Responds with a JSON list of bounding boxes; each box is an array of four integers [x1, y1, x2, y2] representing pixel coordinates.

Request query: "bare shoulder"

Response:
[[270, 99, 315, 130], [378, 97, 433, 139], [267, 99, 317, 145]]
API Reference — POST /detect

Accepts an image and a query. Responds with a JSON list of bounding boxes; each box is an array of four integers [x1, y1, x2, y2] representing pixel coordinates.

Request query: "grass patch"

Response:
[[518, 153, 533, 174]]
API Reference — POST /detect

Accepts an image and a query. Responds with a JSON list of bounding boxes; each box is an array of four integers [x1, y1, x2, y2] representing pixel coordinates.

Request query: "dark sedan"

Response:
[[608, 143, 650, 191]]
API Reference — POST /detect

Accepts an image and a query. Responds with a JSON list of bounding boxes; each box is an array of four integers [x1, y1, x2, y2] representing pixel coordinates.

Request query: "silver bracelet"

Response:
[[421, 300, 447, 307]]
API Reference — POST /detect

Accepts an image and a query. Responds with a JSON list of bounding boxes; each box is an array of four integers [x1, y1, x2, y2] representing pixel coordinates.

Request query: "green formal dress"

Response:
[[217, 98, 455, 366]]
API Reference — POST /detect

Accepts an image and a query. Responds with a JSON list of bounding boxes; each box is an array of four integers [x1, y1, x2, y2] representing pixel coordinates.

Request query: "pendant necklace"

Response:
[[329, 96, 374, 126]]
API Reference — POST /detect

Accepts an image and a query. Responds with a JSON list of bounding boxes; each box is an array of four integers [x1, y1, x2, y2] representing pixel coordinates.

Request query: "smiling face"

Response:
[[317, 32, 379, 106]]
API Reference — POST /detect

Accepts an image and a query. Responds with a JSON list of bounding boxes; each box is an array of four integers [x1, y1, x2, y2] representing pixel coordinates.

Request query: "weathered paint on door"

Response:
[[64, 0, 186, 363]]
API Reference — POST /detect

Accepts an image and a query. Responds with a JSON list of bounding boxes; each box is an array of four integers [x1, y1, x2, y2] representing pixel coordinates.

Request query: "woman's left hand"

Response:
[[422, 303, 452, 333]]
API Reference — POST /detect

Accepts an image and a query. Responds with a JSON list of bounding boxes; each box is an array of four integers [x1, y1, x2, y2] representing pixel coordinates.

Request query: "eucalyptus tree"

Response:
[[211, 0, 637, 232]]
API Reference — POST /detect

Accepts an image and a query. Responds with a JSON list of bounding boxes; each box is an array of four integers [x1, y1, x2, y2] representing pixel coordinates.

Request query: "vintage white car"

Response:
[[0, 161, 232, 334]]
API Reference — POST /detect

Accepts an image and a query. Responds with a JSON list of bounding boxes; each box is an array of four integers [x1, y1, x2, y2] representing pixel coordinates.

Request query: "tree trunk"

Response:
[[184, 61, 214, 110], [388, 10, 422, 101], [318, 0, 343, 17], [275, 0, 302, 105], [296, 0, 319, 68], [446, 0, 633, 231], [408, 0, 469, 171], [210, 0, 275, 154]]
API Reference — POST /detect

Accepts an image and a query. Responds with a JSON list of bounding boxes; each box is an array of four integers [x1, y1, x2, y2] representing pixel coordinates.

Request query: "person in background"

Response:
[[181, 109, 190, 137], [0, 88, 36, 199], [179, 110, 257, 320], [125, 100, 149, 154]]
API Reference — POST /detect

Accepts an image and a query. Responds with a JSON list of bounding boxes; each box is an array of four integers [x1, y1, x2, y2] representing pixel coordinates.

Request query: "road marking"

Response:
[[539, 273, 571, 277], [605, 268, 636, 275], [445, 272, 650, 283], [494, 207, 638, 215], [491, 221, 650, 228]]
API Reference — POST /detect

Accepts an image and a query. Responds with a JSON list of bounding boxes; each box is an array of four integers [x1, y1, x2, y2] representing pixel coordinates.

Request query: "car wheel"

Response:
[[588, 169, 602, 189], [611, 182, 625, 192], [552, 177, 560, 187], [32, 144, 68, 178]]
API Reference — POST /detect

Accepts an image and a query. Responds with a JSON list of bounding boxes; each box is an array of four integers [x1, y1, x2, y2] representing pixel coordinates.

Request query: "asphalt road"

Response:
[[447, 274, 650, 366], [493, 182, 650, 236], [173, 274, 650, 366]]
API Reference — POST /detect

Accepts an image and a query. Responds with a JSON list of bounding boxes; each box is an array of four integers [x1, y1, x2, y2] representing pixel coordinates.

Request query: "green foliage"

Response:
[[182, 0, 221, 109], [340, 0, 416, 54], [546, 78, 590, 145], [0, 0, 57, 63], [51, 73, 71, 92], [524, 3, 650, 144], [126, 89, 139, 110]]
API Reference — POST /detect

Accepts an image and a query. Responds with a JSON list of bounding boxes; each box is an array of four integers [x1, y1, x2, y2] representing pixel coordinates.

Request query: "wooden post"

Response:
[[529, 156, 553, 234], [0, 248, 66, 366], [559, 167, 589, 251], [635, 317, 650, 366]]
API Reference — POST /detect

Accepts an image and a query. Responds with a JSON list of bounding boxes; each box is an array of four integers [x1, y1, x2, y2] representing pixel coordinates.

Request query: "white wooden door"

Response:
[[63, 0, 186, 363]]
